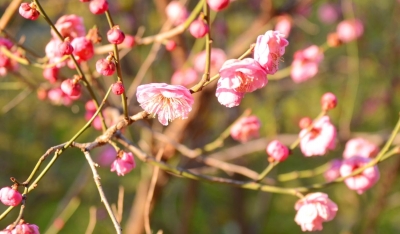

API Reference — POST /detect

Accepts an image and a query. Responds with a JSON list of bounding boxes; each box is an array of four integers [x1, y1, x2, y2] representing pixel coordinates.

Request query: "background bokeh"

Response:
[[1, 0, 400, 233]]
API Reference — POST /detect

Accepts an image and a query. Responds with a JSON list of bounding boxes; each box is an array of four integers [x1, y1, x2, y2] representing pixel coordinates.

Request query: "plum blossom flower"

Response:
[[51, 15, 85, 40], [4, 223, 40, 234], [19, 3, 40, 20], [207, 0, 230, 11], [336, 19, 364, 43], [291, 45, 324, 83], [266, 140, 290, 162], [340, 156, 380, 194], [71, 37, 94, 62], [294, 192, 338, 232], [323, 159, 342, 182], [299, 116, 336, 157], [318, 3, 340, 24], [253, 30, 289, 74], [193, 48, 226, 74], [165, 1, 188, 26], [189, 19, 209, 38], [0, 38, 19, 76], [111, 152, 136, 176], [171, 68, 198, 87], [230, 116, 261, 143], [136, 83, 194, 126], [216, 58, 267, 107], [343, 138, 379, 159], [0, 187, 22, 206]]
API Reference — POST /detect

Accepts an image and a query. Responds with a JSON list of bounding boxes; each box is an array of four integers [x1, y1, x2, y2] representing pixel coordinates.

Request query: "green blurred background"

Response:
[[1, 0, 400, 233]]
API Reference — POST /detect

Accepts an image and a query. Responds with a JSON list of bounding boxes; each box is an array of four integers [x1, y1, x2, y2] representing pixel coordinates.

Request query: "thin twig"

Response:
[[85, 207, 97, 234]]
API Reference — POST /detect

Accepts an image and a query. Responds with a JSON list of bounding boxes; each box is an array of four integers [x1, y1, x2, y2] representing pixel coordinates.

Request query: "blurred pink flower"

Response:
[[45, 39, 66, 68], [47, 87, 77, 106], [254, 30, 289, 74], [290, 45, 324, 83], [6, 223, 39, 234], [274, 15, 292, 38], [136, 83, 194, 126], [97, 145, 117, 167], [89, 0, 109, 15], [51, 15, 85, 40], [294, 192, 338, 232], [207, 0, 230, 11], [111, 152, 136, 176], [0, 187, 22, 206], [0, 38, 19, 76], [340, 156, 380, 194], [193, 48, 227, 74], [165, 1, 188, 26], [171, 68, 198, 87], [230, 116, 261, 143], [266, 140, 290, 162], [343, 138, 379, 159], [318, 3, 340, 24], [324, 159, 342, 182], [336, 19, 364, 43], [299, 116, 336, 157], [61, 78, 81, 98], [218, 58, 268, 93]]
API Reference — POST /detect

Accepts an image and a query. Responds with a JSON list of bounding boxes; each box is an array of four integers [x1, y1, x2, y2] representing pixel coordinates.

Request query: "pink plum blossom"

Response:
[[266, 140, 290, 162], [61, 78, 81, 98], [89, 0, 109, 15], [5, 223, 40, 234], [290, 45, 324, 83], [253, 30, 289, 74], [19, 3, 40, 20], [45, 39, 66, 68], [294, 192, 338, 232], [299, 116, 336, 157], [111, 152, 136, 176], [96, 58, 116, 76], [193, 48, 226, 74], [107, 26, 125, 44], [230, 116, 261, 143], [171, 68, 198, 87], [0, 187, 22, 206], [52, 15, 85, 40], [136, 83, 194, 126], [318, 3, 340, 24], [218, 58, 268, 93], [343, 138, 379, 159], [274, 15, 292, 38], [340, 156, 380, 194], [336, 19, 364, 43], [165, 1, 188, 26], [71, 37, 94, 62], [215, 80, 244, 108], [112, 81, 125, 95], [324, 159, 342, 182], [0, 38, 19, 76]]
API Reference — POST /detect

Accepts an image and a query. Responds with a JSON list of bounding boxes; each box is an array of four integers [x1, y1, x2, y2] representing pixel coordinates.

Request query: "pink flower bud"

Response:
[[61, 78, 81, 97], [42, 67, 59, 83], [189, 19, 209, 38], [107, 26, 125, 44], [5, 223, 40, 234], [122, 35, 135, 48], [19, 3, 40, 20], [59, 38, 74, 56], [0, 187, 22, 206], [112, 81, 125, 95], [318, 3, 339, 24], [71, 37, 94, 61], [266, 140, 290, 162], [321, 92, 337, 111], [89, 0, 108, 15], [207, 0, 230, 11], [336, 19, 364, 43], [298, 117, 312, 129], [230, 116, 261, 143], [165, 40, 177, 51], [96, 58, 115, 76], [85, 100, 97, 112], [111, 152, 136, 176]]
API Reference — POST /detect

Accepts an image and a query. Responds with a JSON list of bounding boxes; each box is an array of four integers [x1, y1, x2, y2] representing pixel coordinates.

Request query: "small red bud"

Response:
[[107, 26, 125, 44], [59, 38, 74, 56], [112, 81, 125, 95], [165, 40, 177, 51], [189, 19, 209, 38], [299, 117, 312, 129], [61, 79, 81, 97], [321, 92, 337, 111], [96, 58, 116, 76], [19, 3, 40, 20], [89, 0, 108, 14]]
